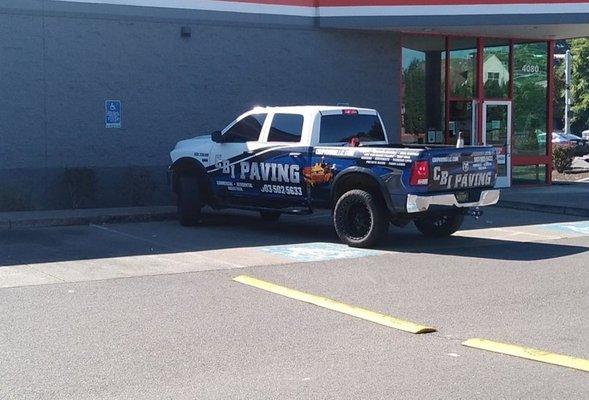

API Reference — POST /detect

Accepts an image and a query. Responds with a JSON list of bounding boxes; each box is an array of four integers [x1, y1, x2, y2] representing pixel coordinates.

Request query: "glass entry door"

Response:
[[482, 101, 512, 188], [448, 100, 477, 146]]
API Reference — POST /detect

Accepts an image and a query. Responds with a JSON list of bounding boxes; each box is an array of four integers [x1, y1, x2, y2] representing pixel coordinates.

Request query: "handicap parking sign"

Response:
[[105, 100, 122, 128]]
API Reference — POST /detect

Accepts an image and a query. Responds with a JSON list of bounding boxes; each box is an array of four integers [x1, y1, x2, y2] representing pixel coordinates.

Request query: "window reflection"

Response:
[[448, 100, 474, 145], [513, 165, 547, 184], [513, 42, 548, 156], [483, 42, 510, 98], [401, 35, 550, 166], [401, 36, 445, 144], [449, 38, 477, 98]]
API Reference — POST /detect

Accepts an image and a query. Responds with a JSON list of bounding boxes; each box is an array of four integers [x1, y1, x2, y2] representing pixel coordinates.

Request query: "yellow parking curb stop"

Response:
[[462, 338, 589, 372], [233, 275, 436, 334]]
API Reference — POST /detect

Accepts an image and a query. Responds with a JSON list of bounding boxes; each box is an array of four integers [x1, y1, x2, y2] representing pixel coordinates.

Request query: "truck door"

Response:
[[252, 112, 311, 209], [208, 113, 269, 203]]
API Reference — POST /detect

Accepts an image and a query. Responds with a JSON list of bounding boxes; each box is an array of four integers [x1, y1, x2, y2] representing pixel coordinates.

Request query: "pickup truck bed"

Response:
[[310, 144, 498, 214]]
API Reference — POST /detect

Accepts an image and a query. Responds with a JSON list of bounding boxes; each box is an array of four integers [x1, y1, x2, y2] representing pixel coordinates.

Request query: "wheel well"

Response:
[[170, 158, 208, 196], [332, 173, 385, 206]]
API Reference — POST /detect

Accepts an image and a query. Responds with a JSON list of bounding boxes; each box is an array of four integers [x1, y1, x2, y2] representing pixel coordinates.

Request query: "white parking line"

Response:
[[491, 227, 564, 240], [89, 224, 244, 269]]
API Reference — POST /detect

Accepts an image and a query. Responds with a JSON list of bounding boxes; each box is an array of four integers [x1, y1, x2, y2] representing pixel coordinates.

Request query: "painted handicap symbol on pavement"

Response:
[[258, 242, 383, 262], [539, 221, 589, 236]]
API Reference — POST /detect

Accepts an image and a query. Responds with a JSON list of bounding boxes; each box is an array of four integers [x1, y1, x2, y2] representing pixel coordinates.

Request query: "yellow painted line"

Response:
[[463, 338, 589, 372], [233, 275, 436, 334]]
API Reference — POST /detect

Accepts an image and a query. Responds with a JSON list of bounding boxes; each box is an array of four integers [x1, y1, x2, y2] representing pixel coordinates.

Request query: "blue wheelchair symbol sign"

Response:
[[105, 100, 122, 128]]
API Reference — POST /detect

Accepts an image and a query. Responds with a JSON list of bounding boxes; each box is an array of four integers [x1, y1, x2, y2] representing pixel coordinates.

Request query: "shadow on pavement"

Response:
[[459, 205, 588, 230], [382, 234, 587, 262], [0, 208, 587, 268]]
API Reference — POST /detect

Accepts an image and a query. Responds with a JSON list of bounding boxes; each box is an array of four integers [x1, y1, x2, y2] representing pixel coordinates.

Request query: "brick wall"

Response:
[[0, 2, 400, 211]]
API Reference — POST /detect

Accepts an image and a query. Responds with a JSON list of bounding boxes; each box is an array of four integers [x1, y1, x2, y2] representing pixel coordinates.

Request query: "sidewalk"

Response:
[[497, 182, 589, 217], [0, 206, 176, 230], [1, 184, 587, 230]]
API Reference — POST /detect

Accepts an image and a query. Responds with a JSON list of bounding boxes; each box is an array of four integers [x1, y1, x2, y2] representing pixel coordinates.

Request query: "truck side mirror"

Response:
[[211, 130, 224, 143]]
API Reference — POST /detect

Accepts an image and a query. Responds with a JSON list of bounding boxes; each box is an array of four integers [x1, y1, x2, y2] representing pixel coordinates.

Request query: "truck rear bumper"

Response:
[[406, 189, 500, 213]]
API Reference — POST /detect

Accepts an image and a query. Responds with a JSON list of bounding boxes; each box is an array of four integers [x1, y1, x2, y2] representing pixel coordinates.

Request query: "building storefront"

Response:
[[314, 0, 589, 188], [401, 36, 553, 186]]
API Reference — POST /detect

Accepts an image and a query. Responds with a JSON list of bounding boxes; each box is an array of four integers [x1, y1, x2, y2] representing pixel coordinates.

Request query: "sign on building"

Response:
[[105, 100, 122, 128]]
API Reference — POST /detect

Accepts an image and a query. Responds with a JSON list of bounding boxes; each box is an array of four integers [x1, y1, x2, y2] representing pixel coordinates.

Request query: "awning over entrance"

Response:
[[315, 1, 589, 39], [47, 1, 589, 39]]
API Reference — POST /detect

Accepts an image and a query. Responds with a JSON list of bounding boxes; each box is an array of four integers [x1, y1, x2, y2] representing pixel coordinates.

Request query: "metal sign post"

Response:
[[555, 50, 573, 135]]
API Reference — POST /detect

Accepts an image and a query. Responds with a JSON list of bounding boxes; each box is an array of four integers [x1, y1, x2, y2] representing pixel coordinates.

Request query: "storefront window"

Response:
[[448, 100, 474, 145], [449, 38, 477, 98], [401, 35, 553, 186], [513, 42, 548, 156], [483, 40, 510, 98], [401, 36, 445, 144], [512, 165, 547, 185]]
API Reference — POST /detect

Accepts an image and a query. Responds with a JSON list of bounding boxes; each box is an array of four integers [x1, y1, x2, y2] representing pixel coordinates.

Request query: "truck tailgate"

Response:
[[426, 147, 497, 192]]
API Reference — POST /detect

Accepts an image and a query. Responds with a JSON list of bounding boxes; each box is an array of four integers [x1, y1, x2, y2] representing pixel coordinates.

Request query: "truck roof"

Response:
[[250, 105, 377, 114]]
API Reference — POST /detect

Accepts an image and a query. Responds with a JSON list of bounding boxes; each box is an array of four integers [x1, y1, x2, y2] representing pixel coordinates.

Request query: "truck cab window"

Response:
[[320, 114, 385, 144], [223, 113, 267, 143], [268, 114, 304, 142]]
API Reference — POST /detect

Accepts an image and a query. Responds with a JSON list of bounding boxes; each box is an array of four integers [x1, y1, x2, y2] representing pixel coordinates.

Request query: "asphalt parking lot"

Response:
[[0, 206, 588, 399]]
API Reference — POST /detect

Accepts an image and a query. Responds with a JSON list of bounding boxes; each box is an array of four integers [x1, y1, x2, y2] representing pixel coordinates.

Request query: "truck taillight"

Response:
[[410, 160, 429, 186]]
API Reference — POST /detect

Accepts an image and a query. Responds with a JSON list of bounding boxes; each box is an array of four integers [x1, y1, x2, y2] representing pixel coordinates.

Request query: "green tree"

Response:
[[510, 43, 550, 154], [555, 39, 570, 54], [403, 59, 426, 136], [570, 38, 589, 133], [554, 56, 566, 131]]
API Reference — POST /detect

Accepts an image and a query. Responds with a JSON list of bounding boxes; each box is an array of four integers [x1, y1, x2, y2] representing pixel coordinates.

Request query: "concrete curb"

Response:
[[0, 206, 177, 230], [497, 201, 589, 218]]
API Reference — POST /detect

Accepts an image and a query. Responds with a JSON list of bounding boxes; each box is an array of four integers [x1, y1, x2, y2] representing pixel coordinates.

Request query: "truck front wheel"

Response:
[[177, 174, 202, 226], [414, 213, 463, 237], [333, 189, 388, 248]]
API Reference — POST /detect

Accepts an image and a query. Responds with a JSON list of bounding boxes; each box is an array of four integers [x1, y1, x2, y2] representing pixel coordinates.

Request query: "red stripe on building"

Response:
[[317, 0, 589, 5], [221, 0, 315, 5], [228, 0, 589, 6]]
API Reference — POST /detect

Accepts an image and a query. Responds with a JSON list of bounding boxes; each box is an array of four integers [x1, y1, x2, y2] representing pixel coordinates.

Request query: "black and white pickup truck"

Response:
[[170, 106, 500, 247]]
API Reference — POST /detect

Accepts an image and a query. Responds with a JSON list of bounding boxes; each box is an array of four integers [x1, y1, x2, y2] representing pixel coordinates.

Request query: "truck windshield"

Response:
[[319, 114, 385, 144]]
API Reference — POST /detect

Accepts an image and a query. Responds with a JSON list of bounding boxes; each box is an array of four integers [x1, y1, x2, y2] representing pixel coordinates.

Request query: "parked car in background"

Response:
[[555, 132, 589, 156], [538, 132, 589, 156]]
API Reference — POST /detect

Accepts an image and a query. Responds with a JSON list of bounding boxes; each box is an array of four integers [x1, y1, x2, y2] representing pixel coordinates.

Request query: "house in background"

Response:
[[484, 54, 510, 88]]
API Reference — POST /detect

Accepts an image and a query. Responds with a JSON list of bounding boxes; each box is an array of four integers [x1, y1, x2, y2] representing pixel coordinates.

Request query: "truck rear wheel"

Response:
[[333, 189, 388, 248], [177, 175, 202, 226], [414, 213, 463, 237]]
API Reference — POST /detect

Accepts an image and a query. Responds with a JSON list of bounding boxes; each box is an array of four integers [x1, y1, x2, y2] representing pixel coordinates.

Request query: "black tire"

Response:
[[177, 174, 202, 226], [260, 210, 281, 222], [333, 189, 388, 248], [414, 213, 464, 237]]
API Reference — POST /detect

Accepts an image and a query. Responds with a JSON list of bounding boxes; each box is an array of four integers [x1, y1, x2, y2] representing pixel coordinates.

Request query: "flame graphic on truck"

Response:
[[303, 160, 335, 187]]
